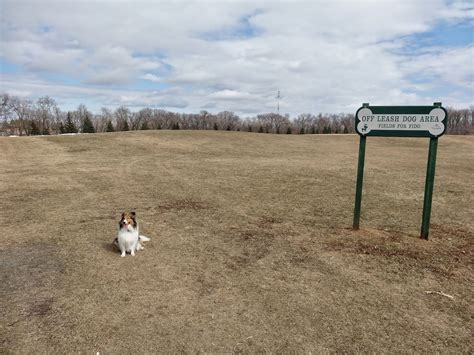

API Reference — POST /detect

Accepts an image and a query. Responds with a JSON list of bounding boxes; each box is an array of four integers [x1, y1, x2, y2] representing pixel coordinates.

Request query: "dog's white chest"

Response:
[[117, 229, 139, 252]]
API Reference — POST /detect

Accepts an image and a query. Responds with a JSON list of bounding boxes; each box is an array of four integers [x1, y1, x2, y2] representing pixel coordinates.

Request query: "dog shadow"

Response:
[[102, 241, 139, 255], [102, 242, 118, 254]]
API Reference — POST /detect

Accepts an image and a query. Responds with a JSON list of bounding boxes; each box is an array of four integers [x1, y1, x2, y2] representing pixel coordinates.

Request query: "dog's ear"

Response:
[[121, 212, 126, 218], [131, 212, 136, 218]]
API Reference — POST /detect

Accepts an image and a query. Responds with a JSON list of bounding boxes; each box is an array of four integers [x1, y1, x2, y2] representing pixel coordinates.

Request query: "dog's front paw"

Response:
[[131, 251, 135, 256], [121, 252, 126, 257]]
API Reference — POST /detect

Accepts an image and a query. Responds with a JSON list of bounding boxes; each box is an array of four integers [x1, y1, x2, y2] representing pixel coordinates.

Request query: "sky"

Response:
[[0, 0, 473, 116]]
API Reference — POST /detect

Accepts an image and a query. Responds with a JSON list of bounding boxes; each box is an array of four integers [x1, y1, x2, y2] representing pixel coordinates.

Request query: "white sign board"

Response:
[[355, 104, 448, 138]]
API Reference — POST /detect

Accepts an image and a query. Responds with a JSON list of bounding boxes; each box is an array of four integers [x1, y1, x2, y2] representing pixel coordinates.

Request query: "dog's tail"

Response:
[[139, 235, 151, 242]]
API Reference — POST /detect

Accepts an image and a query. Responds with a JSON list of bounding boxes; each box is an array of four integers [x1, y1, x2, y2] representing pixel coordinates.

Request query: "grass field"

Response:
[[1, 131, 473, 353]]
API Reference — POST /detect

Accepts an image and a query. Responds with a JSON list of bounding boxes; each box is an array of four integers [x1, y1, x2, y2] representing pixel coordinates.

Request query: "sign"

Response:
[[352, 102, 448, 240], [355, 103, 447, 138]]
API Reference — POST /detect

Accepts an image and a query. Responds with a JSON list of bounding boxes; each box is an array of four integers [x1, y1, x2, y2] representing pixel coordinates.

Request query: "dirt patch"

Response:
[[28, 297, 54, 317], [66, 146, 90, 153], [225, 226, 274, 268], [157, 198, 210, 211], [323, 225, 473, 277], [1, 244, 65, 351], [287, 244, 313, 265], [224, 217, 304, 271], [431, 224, 474, 257], [254, 215, 282, 229], [195, 274, 219, 297], [1, 244, 64, 295]]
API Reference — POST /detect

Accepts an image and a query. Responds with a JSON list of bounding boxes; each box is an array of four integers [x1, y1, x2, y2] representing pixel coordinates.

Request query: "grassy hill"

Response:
[[1, 131, 473, 353]]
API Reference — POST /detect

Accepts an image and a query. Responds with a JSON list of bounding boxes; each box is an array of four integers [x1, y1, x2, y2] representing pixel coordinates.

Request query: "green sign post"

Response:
[[352, 103, 448, 240]]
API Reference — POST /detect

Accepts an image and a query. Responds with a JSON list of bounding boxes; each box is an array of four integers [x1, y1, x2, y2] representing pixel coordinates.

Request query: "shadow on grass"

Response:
[[102, 242, 118, 254]]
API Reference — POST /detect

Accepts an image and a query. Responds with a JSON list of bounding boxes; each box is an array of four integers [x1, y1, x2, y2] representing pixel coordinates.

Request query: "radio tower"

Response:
[[277, 90, 281, 115]]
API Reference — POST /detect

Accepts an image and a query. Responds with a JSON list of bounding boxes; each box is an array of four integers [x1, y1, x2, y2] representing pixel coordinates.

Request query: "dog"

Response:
[[113, 212, 150, 257]]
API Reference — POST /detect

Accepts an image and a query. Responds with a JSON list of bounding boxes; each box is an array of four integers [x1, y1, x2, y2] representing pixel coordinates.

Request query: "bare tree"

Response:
[[1, 93, 11, 122], [114, 106, 131, 131], [8, 96, 34, 135], [36, 96, 58, 134], [92, 107, 114, 132], [458, 108, 473, 134], [153, 109, 177, 129], [52, 105, 65, 133], [447, 107, 474, 134], [68, 103, 92, 132], [135, 108, 153, 130], [294, 113, 313, 134], [312, 113, 329, 133], [216, 111, 240, 131], [340, 113, 355, 133], [182, 111, 211, 130], [257, 113, 290, 133]]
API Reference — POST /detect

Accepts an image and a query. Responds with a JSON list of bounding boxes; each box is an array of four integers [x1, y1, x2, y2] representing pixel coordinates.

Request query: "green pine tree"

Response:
[[30, 121, 40, 135], [106, 120, 115, 132], [258, 125, 264, 133], [59, 122, 65, 134], [286, 127, 292, 134], [213, 122, 218, 130], [122, 120, 129, 131], [300, 127, 305, 135], [343, 126, 349, 134], [310, 125, 316, 134], [226, 125, 231, 131], [247, 125, 252, 132], [64, 112, 78, 133], [82, 114, 96, 133], [140, 121, 149, 130]]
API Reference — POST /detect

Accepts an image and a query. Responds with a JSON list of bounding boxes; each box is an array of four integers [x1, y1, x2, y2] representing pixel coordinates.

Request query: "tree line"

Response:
[[1, 93, 472, 136]]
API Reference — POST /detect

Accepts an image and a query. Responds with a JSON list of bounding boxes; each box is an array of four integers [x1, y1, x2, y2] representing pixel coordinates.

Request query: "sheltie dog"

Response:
[[113, 212, 150, 257]]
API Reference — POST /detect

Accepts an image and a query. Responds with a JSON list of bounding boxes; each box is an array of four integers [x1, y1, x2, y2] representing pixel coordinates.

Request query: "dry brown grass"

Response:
[[1, 131, 473, 353]]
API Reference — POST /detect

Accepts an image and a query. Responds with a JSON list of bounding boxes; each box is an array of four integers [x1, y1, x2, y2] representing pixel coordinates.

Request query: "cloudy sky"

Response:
[[0, 0, 472, 116]]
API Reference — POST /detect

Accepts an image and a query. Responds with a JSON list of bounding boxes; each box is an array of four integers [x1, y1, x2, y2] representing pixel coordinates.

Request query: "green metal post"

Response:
[[420, 137, 438, 240], [353, 135, 367, 230]]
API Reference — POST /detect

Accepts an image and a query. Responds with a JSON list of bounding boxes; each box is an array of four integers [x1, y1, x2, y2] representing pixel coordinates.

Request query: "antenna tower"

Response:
[[277, 90, 281, 115]]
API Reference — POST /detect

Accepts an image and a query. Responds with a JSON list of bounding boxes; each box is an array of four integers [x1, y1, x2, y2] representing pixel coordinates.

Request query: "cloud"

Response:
[[141, 73, 162, 82], [0, 0, 472, 115], [401, 45, 474, 88], [209, 89, 251, 100], [1, 73, 189, 110]]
